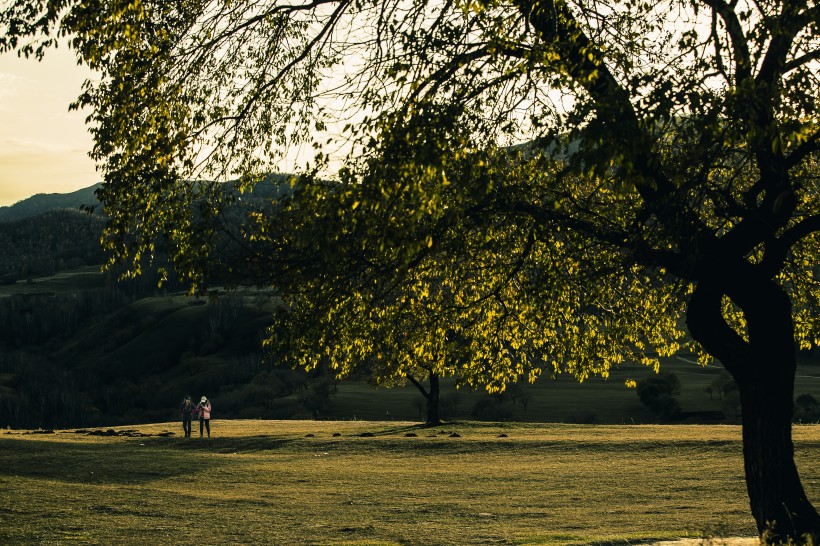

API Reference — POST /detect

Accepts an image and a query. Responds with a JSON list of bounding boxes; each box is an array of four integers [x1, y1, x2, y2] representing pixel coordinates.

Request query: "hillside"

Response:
[[0, 183, 102, 223], [0, 177, 295, 282], [0, 183, 817, 430], [0, 208, 106, 280], [0, 271, 286, 428], [0, 175, 297, 223]]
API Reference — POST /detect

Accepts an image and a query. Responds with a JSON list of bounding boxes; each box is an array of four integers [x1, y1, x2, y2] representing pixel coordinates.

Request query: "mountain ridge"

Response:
[[0, 174, 298, 224], [0, 183, 102, 223]]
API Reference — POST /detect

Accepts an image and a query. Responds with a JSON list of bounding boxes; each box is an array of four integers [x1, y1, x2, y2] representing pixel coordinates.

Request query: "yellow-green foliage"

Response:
[[266, 146, 690, 394]]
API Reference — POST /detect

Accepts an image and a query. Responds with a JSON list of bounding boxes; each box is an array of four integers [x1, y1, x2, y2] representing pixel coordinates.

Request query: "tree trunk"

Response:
[[687, 280, 820, 543], [407, 372, 442, 426], [426, 373, 441, 426], [738, 367, 819, 543]]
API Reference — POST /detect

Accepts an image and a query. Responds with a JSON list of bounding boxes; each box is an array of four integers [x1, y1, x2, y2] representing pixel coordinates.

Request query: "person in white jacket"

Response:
[[196, 396, 212, 438]]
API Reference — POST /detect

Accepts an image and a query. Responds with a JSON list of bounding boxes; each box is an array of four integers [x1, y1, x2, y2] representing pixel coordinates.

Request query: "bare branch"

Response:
[[785, 129, 820, 170], [755, 0, 810, 90], [512, 0, 676, 201], [698, 0, 752, 85], [189, 0, 345, 55], [783, 49, 820, 74], [759, 215, 820, 277]]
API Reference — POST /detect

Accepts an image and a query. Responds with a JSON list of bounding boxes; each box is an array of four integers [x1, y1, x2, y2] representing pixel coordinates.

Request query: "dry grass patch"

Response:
[[1, 421, 818, 545]]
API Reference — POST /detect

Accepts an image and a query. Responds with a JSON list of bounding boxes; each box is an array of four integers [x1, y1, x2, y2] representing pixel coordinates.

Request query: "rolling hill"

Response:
[[0, 183, 102, 223]]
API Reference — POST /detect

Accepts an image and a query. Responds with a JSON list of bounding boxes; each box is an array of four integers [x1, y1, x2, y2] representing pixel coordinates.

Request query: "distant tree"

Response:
[[636, 372, 682, 420], [297, 376, 338, 419], [506, 383, 532, 410], [704, 385, 714, 401], [709, 372, 738, 401], [472, 397, 513, 421], [518, 388, 531, 412], [4, 0, 820, 540], [265, 259, 473, 426], [794, 394, 820, 424]]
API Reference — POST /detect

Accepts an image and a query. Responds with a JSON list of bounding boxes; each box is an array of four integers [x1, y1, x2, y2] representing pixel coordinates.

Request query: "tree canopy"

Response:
[[3, 0, 820, 541]]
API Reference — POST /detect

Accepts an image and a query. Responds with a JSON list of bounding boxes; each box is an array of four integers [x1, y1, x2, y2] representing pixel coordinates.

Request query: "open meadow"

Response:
[[1, 420, 819, 545]]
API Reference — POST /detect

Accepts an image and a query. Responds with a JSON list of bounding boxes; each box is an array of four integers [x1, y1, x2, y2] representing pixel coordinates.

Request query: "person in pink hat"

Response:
[[196, 396, 212, 437]]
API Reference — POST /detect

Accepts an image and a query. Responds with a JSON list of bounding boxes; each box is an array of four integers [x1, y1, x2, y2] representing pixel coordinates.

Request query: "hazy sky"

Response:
[[0, 46, 98, 207]]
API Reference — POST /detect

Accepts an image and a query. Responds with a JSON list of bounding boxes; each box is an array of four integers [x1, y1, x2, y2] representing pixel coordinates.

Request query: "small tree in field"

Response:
[[704, 385, 714, 401], [710, 372, 738, 401], [3, 0, 820, 540], [636, 372, 682, 420]]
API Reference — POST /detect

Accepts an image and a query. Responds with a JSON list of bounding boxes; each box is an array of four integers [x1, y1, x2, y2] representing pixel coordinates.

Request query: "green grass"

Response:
[[2, 421, 818, 545]]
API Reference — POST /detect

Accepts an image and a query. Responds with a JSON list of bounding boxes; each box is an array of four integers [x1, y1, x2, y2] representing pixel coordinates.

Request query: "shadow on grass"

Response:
[[584, 538, 669, 546], [361, 423, 428, 436], [0, 436, 297, 486]]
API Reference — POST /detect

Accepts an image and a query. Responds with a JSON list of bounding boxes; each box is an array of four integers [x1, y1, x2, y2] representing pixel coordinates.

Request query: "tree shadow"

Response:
[[0, 435, 297, 486]]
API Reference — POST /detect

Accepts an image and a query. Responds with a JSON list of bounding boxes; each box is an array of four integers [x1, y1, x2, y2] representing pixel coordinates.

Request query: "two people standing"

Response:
[[180, 395, 212, 438]]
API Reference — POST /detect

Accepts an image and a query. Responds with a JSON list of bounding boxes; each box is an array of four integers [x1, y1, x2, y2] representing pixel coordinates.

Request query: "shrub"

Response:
[[565, 410, 596, 424], [708, 372, 737, 400], [298, 377, 338, 418], [636, 372, 682, 420], [471, 398, 513, 421], [794, 394, 820, 423]]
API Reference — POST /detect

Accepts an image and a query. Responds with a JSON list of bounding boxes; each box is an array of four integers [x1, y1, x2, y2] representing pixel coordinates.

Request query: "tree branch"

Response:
[[759, 214, 820, 277], [783, 49, 820, 74], [686, 281, 752, 375], [189, 0, 345, 55], [511, 0, 675, 203], [785, 129, 820, 170], [709, 10, 731, 85], [406, 374, 429, 399], [755, 0, 810, 91], [699, 0, 752, 85]]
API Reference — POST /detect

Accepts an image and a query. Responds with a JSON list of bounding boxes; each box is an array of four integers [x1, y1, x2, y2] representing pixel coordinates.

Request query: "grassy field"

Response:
[[1, 420, 818, 545], [0, 266, 107, 297]]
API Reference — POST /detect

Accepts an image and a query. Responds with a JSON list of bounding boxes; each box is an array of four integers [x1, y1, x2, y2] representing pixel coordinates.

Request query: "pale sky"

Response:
[[0, 46, 98, 207], [0, 45, 318, 208]]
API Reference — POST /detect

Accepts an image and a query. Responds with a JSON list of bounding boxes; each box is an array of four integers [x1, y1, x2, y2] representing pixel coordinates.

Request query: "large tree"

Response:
[[3, 0, 820, 541], [255, 123, 685, 425]]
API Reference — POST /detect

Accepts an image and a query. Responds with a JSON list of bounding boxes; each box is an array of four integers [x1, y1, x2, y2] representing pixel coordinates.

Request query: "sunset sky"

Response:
[[0, 46, 98, 207], [0, 45, 326, 208]]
